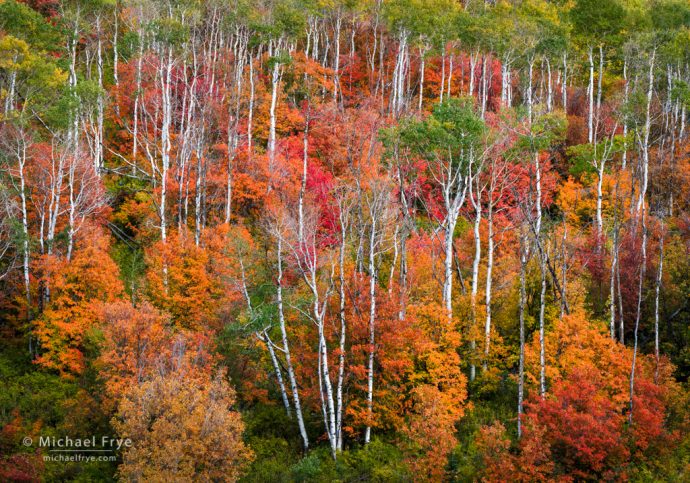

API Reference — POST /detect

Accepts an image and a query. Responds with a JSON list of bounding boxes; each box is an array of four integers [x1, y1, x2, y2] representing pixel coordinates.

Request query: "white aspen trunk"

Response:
[[319, 325, 338, 459], [630, 49, 655, 424], [469, 178, 482, 382], [517, 234, 527, 439], [418, 45, 425, 111], [336, 209, 348, 452], [159, 47, 173, 242], [480, 54, 488, 118], [263, 330, 292, 416], [447, 52, 453, 98], [333, 12, 341, 102], [610, 222, 619, 339], [131, 18, 144, 172], [95, 15, 104, 173], [67, 156, 77, 262], [637, 50, 656, 215], [15, 137, 31, 315], [194, 134, 204, 246], [546, 57, 552, 112], [247, 57, 255, 156], [439, 48, 445, 103], [588, 47, 594, 143], [483, 198, 494, 371], [469, 51, 478, 99], [622, 60, 628, 169], [654, 233, 664, 381], [535, 150, 546, 397], [562, 52, 567, 111], [225, 35, 246, 223], [276, 236, 309, 450], [442, 170, 468, 323], [629, 214, 647, 423], [364, 213, 378, 444], [527, 57, 534, 125], [46, 140, 65, 260], [500, 55, 510, 107], [298, 106, 309, 243], [268, 60, 282, 183], [391, 31, 408, 116], [539, 252, 547, 398], [113, 4, 119, 87], [617, 247, 625, 343], [597, 45, 604, 113], [239, 253, 291, 416], [443, 217, 457, 323], [596, 161, 605, 239]]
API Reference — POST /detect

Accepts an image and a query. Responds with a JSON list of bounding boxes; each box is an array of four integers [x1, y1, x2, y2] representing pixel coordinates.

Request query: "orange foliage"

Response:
[[34, 230, 124, 376]]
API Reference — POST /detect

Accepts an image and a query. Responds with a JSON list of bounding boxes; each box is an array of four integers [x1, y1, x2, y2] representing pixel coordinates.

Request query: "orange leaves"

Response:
[[514, 310, 683, 480], [96, 301, 169, 408], [34, 230, 123, 377], [144, 229, 242, 331], [403, 384, 462, 482]]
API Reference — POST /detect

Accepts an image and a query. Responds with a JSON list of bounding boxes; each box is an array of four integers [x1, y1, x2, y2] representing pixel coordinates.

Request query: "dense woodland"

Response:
[[0, 0, 689, 480]]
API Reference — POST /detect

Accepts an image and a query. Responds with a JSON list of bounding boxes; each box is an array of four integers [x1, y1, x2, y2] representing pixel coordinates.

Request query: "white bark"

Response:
[[654, 233, 664, 381], [517, 232, 528, 439], [276, 235, 309, 450], [483, 196, 494, 371], [364, 207, 378, 444], [588, 47, 594, 143]]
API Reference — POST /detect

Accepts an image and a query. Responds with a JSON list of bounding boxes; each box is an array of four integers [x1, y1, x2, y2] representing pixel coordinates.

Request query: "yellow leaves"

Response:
[[0, 35, 30, 70], [557, 176, 594, 227], [0, 34, 67, 104]]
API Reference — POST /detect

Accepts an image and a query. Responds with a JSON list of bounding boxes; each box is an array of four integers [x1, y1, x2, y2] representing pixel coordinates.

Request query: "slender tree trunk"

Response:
[[588, 47, 594, 143], [517, 231, 528, 439], [535, 150, 546, 397], [654, 232, 664, 381], [483, 198, 494, 371], [527, 57, 534, 125], [470, 180, 482, 381], [268, 60, 282, 185], [539, 252, 547, 398], [364, 213, 378, 444], [276, 235, 309, 450], [418, 45, 426, 112], [630, 49, 655, 423], [562, 52, 567, 111], [335, 206, 348, 452]]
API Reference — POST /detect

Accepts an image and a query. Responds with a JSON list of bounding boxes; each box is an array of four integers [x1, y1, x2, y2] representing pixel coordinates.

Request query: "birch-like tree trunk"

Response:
[[275, 233, 309, 450]]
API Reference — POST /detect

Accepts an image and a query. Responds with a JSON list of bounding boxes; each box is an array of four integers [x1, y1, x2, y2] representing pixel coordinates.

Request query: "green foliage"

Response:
[[243, 439, 410, 483], [399, 98, 486, 169], [0, 0, 63, 51], [566, 135, 627, 177], [651, 0, 690, 30], [570, 0, 628, 46], [150, 18, 190, 46]]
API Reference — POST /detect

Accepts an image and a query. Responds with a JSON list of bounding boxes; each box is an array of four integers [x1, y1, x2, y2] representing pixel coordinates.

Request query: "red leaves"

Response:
[[525, 366, 629, 479]]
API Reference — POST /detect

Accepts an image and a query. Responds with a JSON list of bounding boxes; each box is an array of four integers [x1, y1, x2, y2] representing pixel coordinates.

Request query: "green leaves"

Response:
[[519, 112, 567, 153], [0, 0, 63, 53], [570, 0, 627, 44], [566, 135, 627, 176], [398, 98, 486, 168]]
